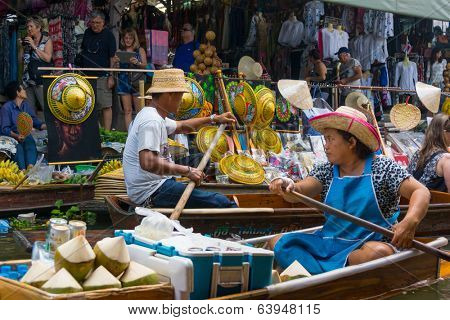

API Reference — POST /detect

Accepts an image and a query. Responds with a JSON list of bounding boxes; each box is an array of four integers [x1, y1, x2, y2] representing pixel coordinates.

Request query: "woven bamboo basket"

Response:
[[389, 103, 421, 131], [0, 260, 174, 300]]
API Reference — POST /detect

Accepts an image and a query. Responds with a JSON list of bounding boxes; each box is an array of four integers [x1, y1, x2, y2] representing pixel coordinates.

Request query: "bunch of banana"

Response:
[[0, 160, 25, 185], [99, 159, 122, 176]]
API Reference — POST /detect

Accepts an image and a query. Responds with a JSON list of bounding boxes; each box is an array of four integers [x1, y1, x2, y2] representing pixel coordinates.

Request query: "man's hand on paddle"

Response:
[[391, 218, 418, 249], [185, 166, 205, 187]]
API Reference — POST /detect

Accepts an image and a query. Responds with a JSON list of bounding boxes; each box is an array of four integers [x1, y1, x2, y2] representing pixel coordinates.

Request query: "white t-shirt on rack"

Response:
[[123, 107, 177, 204]]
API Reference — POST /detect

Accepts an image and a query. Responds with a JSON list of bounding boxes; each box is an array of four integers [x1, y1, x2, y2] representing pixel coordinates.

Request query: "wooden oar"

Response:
[[170, 124, 226, 220], [215, 70, 243, 152], [286, 190, 450, 261], [87, 155, 108, 183]]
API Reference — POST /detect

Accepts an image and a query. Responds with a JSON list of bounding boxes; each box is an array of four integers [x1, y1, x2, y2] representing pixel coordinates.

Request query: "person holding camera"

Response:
[[20, 16, 53, 116], [116, 28, 148, 130]]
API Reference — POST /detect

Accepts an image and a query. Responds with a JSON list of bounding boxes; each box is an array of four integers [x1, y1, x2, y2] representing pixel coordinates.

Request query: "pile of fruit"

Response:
[[21, 236, 159, 294], [0, 160, 25, 185], [190, 31, 223, 76], [99, 159, 122, 176], [443, 63, 450, 115]]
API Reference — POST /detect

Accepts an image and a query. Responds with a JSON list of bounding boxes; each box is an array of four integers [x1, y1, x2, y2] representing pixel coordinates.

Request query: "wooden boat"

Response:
[[0, 184, 95, 215], [215, 228, 449, 300], [106, 190, 450, 239]]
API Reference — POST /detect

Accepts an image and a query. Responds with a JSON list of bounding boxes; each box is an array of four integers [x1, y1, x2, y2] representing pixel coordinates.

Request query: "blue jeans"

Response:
[[14, 135, 37, 169], [150, 178, 237, 209]]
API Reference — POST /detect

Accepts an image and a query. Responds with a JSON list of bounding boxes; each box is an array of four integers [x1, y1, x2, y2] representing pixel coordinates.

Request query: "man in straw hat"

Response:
[[269, 106, 430, 274], [123, 68, 238, 208]]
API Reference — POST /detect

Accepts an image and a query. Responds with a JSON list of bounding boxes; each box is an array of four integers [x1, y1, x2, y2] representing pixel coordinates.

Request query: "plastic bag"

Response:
[[28, 164, 55, 185], [135, 208, 175, 240]]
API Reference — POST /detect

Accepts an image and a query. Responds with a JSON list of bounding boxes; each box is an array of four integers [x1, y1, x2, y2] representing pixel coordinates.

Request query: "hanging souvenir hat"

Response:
[[275, 94, 291, 122], [226, 81, 239, 114], [355, 95, 376, 125], [416, 82, 441, 113], [195, 126, 228, 162], [47, 73, 95, 124], [254, 86, 275, 129], [252, 127, 282, 154], [277, 80, 313, 109], [233, 82, 258, 125], [390, 102, 421, 131], [176, 77, 205, 120], [309, 106, 380, 152], [238, 56, 263, 80], [219, 154, 265, 185], [168, 138, 188, 158], [197, 101, 213, 118], [345, 92, 367, 109], [16, 112, 33, 137]]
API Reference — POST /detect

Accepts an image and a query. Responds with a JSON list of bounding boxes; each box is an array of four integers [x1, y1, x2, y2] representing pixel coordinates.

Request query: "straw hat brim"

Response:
[[277, 80, 313, 110], [345, 92, 366, 108], [416, 82, 441, 113], [219, 154, 265, 185], [310, 112, 380, 152], [238, 56, 263, 80], [146, 87, 189, 94]]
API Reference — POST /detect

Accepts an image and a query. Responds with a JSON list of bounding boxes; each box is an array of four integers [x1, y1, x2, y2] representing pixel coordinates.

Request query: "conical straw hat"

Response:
[[277, 80, 313, 109], [416, 82, 441, 113]]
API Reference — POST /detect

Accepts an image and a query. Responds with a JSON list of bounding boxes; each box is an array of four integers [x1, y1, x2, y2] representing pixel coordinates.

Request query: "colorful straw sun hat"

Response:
[[416, 82, 441, 114], [196, 126, 228, 162], [176, 77, 204, 120], [233, 82, 258, 125], [17, 112, 33, 137], [238, 56, 263, 80], [219, 154, 265, 185], [226, 81, 239, 114], [168, 138, 188, 158], [252, 127, 282, 154], [390, 102, 421, 131], [254, 86, 275, 129], [309, 106, 381, 152], [277, 80, 313, 109], [47, 73, 95, 124]]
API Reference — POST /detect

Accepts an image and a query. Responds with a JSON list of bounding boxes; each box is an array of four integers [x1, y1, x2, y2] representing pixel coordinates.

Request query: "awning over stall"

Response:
[[325, 0, 450, 21]]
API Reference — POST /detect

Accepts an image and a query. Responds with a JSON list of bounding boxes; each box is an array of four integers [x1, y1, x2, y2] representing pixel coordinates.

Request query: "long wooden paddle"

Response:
[[285, 190, 450, 261], [215, 70, 243, 152], [170, 124, 226, 220]]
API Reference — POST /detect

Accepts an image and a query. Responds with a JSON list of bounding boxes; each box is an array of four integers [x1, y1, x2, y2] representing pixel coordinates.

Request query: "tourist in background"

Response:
[[428, 48, 447, 89], [117, 28, 148, 130], [335, 47, 362, 105], [173, 23, 199, 72], [80, 10, 117, 131]]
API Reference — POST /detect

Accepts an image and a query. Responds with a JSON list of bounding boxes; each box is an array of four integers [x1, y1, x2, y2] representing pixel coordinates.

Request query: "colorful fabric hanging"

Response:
[[49, 17, 64, 67], [146, 29, 168, 66]]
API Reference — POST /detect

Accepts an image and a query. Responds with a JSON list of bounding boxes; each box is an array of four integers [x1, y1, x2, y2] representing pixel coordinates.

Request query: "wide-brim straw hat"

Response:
[[17, 112, 33, 137], [233, 82, 258, 125], [176, 77, 204, 120], [277, 80, 313, 110], [219, 154, 265, 185], [168, 138, 188, 158], [252, 127, 282, 154], [196, 126, 228, 162], [47, 73, 95, 124], [146, 69, 189, 94], [390, 103, 421, 131], [238, 56, 263, 80], [309, 106, 381, 152], [254, 86, 275, 129], [416, 82, 441, 113]]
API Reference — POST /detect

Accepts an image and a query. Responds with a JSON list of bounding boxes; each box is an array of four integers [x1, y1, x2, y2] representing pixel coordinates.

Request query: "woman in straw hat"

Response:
[[123, 68, 238, 208], [407, 113, 450, 193], [269, 106, 430, 274]]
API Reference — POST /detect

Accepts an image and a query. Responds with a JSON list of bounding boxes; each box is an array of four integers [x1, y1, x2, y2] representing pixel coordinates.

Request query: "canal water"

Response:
[[0, 232, 448, 300]]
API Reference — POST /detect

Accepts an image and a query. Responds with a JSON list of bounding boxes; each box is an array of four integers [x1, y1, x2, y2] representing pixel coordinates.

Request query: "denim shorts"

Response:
[[117, 72, 139, 96]]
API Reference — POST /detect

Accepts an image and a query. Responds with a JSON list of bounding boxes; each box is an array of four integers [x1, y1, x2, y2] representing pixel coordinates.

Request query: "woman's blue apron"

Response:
[[274, 156, 399, 274]]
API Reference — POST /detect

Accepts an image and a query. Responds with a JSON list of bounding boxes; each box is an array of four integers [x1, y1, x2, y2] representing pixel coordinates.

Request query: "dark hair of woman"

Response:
[[416, 113, 450, 170], [431, 47, 443, 64], [5, 81, 21, 100], [309, 49, 321, 61], [336, 129, 373, 159]]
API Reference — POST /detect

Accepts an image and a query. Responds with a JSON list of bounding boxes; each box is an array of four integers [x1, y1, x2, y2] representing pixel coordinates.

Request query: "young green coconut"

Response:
[[83, 265, 122, 291], [54, 235, 95, 281], [94, 236, 130, 277], [41, 268, 83, 294], [120, 261, 159, 288], [20, 261, 55, 288]]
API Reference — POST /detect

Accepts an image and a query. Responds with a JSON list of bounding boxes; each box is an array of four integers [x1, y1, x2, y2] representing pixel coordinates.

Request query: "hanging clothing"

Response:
[[274, 156, 405, 273], [341, 7, 356, 35], [244, 14, 258, 48], [303, 1, 324, 44], [278, 18, 304, 48], [320, 28, 339, 60], [49, 17, 64, 68], [394, 61, 418, 91], [146, 30, 168, 66]]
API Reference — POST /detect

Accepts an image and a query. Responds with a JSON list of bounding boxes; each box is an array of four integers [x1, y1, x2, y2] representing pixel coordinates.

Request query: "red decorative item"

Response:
[[17, 112, 33, 137]]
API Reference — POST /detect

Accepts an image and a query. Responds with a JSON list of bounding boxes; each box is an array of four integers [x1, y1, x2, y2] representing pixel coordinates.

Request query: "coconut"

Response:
[[20, 261, 55, 288], [204, 57, 213, 66], [82, 266, 122, 291], [193, 50, 201, 58], [120, 261, 159, 288], [198, 63, 206, 71], [195, 55, 204, 64], [41, 268, 83, 294], [94, 236, 130, 277], [205, 49, 213, 57], [190, 64, 198, 73], [199, 43, 207, 53], [54, 235, 95, 281], [205, 31, 216, 41]]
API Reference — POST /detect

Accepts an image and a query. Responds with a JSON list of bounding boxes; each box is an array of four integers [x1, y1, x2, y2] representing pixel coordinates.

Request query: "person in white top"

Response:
[[429, 48, 447, 89], [335, 47, 362, 104], [123, 68, 237, 208]]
